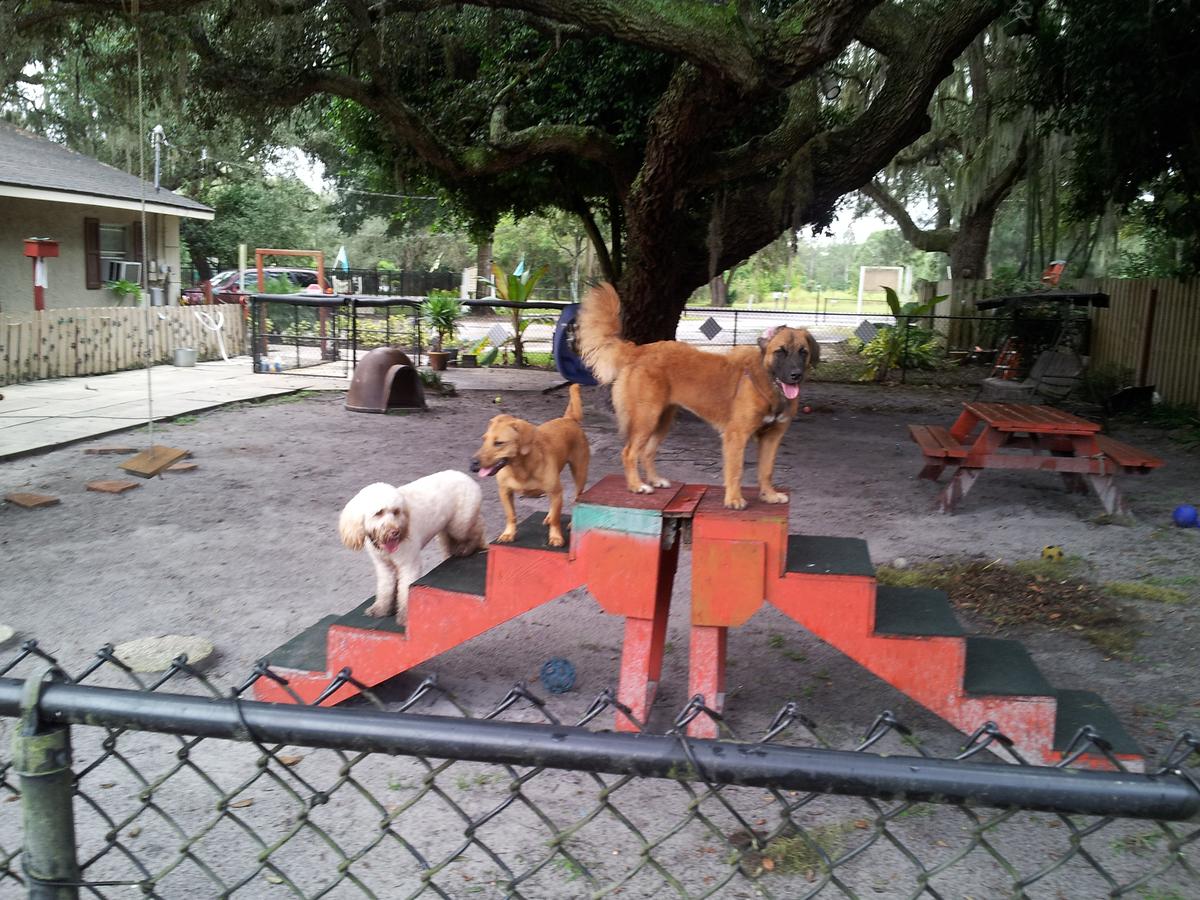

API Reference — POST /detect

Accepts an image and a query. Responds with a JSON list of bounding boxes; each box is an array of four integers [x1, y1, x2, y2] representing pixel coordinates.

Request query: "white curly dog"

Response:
[[338, 470, 486, 625]]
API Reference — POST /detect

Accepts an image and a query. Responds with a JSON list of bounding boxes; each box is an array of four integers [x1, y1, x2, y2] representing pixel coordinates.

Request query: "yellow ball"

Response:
[[1041, 545, 1064, 562], [493, 396, 502, 404]]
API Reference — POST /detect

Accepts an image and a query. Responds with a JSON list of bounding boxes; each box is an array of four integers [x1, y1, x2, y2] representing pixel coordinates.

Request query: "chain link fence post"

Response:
[[10, 665, 79, 900]]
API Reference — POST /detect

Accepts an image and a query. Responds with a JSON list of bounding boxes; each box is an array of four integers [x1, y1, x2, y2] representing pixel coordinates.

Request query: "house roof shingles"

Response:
[[0, 122, 212, 215]]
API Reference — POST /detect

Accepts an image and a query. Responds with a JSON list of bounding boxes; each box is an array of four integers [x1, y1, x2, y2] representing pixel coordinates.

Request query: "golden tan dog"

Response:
[[471, 383, 590, 547], [577, 283, 818, 509]]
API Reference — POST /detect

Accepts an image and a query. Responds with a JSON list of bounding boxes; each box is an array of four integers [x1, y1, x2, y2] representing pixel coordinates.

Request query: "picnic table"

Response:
[[910, 402, 1163, 514]]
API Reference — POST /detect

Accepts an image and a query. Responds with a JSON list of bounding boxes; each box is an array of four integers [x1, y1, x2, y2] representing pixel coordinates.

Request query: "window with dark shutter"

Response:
[[84, 217, 101, 289]]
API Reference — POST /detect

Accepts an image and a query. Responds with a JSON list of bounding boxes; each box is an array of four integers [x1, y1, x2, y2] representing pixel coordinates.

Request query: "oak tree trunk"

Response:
[[948, 206, 998, 281]]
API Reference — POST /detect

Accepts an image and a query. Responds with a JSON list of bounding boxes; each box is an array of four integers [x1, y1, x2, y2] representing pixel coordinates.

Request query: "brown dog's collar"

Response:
[[741, 366, 786, 418]]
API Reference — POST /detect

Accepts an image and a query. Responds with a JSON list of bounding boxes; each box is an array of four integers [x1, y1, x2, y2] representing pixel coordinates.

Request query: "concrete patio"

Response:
[[0, 357, 563, 459]]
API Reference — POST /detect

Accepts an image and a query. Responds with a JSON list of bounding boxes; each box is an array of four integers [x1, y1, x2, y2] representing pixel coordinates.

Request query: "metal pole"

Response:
[[415, 306, 423, 365], [1, 677, 1197, 823], [10, 667, 79, 899]]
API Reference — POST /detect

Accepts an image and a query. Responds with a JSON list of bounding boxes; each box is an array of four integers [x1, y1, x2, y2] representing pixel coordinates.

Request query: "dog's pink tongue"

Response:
[[779, 381, 801, 400], [382, 538, 401, 554], [477, 464, 500, 478]]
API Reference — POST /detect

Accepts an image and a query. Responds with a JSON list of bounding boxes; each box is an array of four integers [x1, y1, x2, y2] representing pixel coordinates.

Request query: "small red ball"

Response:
[[802, 405, 813, 414]]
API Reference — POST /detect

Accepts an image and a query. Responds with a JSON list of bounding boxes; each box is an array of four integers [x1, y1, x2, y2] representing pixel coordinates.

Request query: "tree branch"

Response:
[[963, 129, 1028, 219], [567, 194, 615, 283], [382, 0, 882, 90], [698, 82, 821, 187], [191, 24, 630, 187], [862, 181, 956, 251], [695, 0, 1003, 281], [855, 2, 917, 54]]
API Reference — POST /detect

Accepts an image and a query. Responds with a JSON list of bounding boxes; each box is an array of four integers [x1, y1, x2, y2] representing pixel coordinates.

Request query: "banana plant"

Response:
[[860, 286, 946, 382], [488, 258, 549, 368]]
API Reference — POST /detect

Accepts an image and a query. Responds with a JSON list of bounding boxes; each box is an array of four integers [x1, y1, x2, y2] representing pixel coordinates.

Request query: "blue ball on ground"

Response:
[[540, 657, 576, 694], [1172, 504, 1199, 528]]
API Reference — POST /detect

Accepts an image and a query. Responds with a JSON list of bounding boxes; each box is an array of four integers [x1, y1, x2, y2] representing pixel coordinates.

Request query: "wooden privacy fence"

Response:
[[1075, 277, 1200, 411], [1, 305, 247, 386], [926, 277, 1200, 411]]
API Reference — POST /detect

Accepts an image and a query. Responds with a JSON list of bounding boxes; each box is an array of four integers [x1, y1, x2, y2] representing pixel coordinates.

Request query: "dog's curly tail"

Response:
[[577, 282, 636, 384], [564, 383, 584, 422]]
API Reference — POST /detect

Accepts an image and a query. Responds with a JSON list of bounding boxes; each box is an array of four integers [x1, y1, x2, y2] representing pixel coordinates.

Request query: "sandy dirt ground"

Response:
[[2, 380, 1198, 897]]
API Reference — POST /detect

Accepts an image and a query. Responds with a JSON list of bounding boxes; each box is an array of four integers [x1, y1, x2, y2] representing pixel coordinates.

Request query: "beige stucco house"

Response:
[[0, 122, 213, 314]]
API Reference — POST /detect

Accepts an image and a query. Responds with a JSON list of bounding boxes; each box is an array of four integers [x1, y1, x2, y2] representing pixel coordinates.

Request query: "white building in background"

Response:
[[0, 122, 213, 314]]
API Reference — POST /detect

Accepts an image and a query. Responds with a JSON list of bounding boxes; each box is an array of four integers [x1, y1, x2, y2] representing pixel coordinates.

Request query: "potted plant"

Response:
[[420, 293, 464, 371], [108, 278, 142, 305]]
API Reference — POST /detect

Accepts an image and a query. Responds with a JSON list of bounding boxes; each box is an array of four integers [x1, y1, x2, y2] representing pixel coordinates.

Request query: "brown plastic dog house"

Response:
[[345, 348, 426, 413]]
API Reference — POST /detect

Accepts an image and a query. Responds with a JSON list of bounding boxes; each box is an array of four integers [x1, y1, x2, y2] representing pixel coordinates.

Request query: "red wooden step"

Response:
[[255, 514, 580, 704]]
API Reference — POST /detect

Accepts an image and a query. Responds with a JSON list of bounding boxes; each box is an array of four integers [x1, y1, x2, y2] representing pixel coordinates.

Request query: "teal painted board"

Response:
[[573, 503, 663, 537]]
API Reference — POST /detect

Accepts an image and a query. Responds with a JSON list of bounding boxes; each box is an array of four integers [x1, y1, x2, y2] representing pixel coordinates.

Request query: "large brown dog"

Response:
[[471, 383, 590, 547], [577, 283, 818, 509]]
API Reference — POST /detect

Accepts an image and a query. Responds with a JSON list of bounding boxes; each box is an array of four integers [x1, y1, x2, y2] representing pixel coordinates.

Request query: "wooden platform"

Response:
[[255, 477, 1143, 768]]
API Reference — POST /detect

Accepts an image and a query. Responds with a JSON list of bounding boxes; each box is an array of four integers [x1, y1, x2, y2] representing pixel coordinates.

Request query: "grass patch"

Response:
[[171, 415, 199, 425], [761, 823, 852, 874], [549, 855, 584, 881], [1112, 829, 1165, 856], [418, 369, 457, 396], [892, 803, 935, 820], [877, 558, 1140, 658], [230, 389, 320, 412], [765, 632, 806, 662], [875, 563, 950, 589], [1103, 581, 1191, 605], [454, 772, 499, 791]]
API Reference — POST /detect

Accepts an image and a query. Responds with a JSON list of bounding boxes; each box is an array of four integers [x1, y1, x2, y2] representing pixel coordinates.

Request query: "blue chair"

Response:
[[551, 303, 598, 386]]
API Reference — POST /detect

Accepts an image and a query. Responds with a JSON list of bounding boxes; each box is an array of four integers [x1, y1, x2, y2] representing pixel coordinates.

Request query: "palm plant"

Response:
[[490, 259, 548, 368], [858, 286, 944, 382], [420, 293, 463, 353]]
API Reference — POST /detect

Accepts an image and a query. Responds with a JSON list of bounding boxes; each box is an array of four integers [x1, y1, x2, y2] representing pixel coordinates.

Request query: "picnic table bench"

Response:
[[910, 402, 1163, 514]]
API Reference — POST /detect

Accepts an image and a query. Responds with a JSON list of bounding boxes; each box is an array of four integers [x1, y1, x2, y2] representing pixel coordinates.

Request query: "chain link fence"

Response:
[[677, 307, 1010, 388], [246, 294, 1015, 391], [3, 638, 1199, 899], [248, 296, 566, 378]]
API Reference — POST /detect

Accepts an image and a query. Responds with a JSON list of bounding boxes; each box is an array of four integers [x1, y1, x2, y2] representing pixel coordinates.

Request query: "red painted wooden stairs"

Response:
[[255, 514, 583, 706], [685, 481, 1142, 768], [255, 476, 1142, 770]]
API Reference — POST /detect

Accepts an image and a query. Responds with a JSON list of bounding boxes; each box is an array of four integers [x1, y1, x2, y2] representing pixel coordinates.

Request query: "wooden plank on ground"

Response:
[[5, 492, 61, 509], [86, 479, 141, 494], [119, 445, 190, 478]]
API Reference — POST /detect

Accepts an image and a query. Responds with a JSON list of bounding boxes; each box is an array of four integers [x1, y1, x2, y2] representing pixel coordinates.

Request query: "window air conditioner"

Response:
[[104, 260, 142, 283]]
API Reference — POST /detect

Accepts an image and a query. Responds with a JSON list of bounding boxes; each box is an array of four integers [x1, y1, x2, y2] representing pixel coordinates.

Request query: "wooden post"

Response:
[[1136, 288, 1158, 387]]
